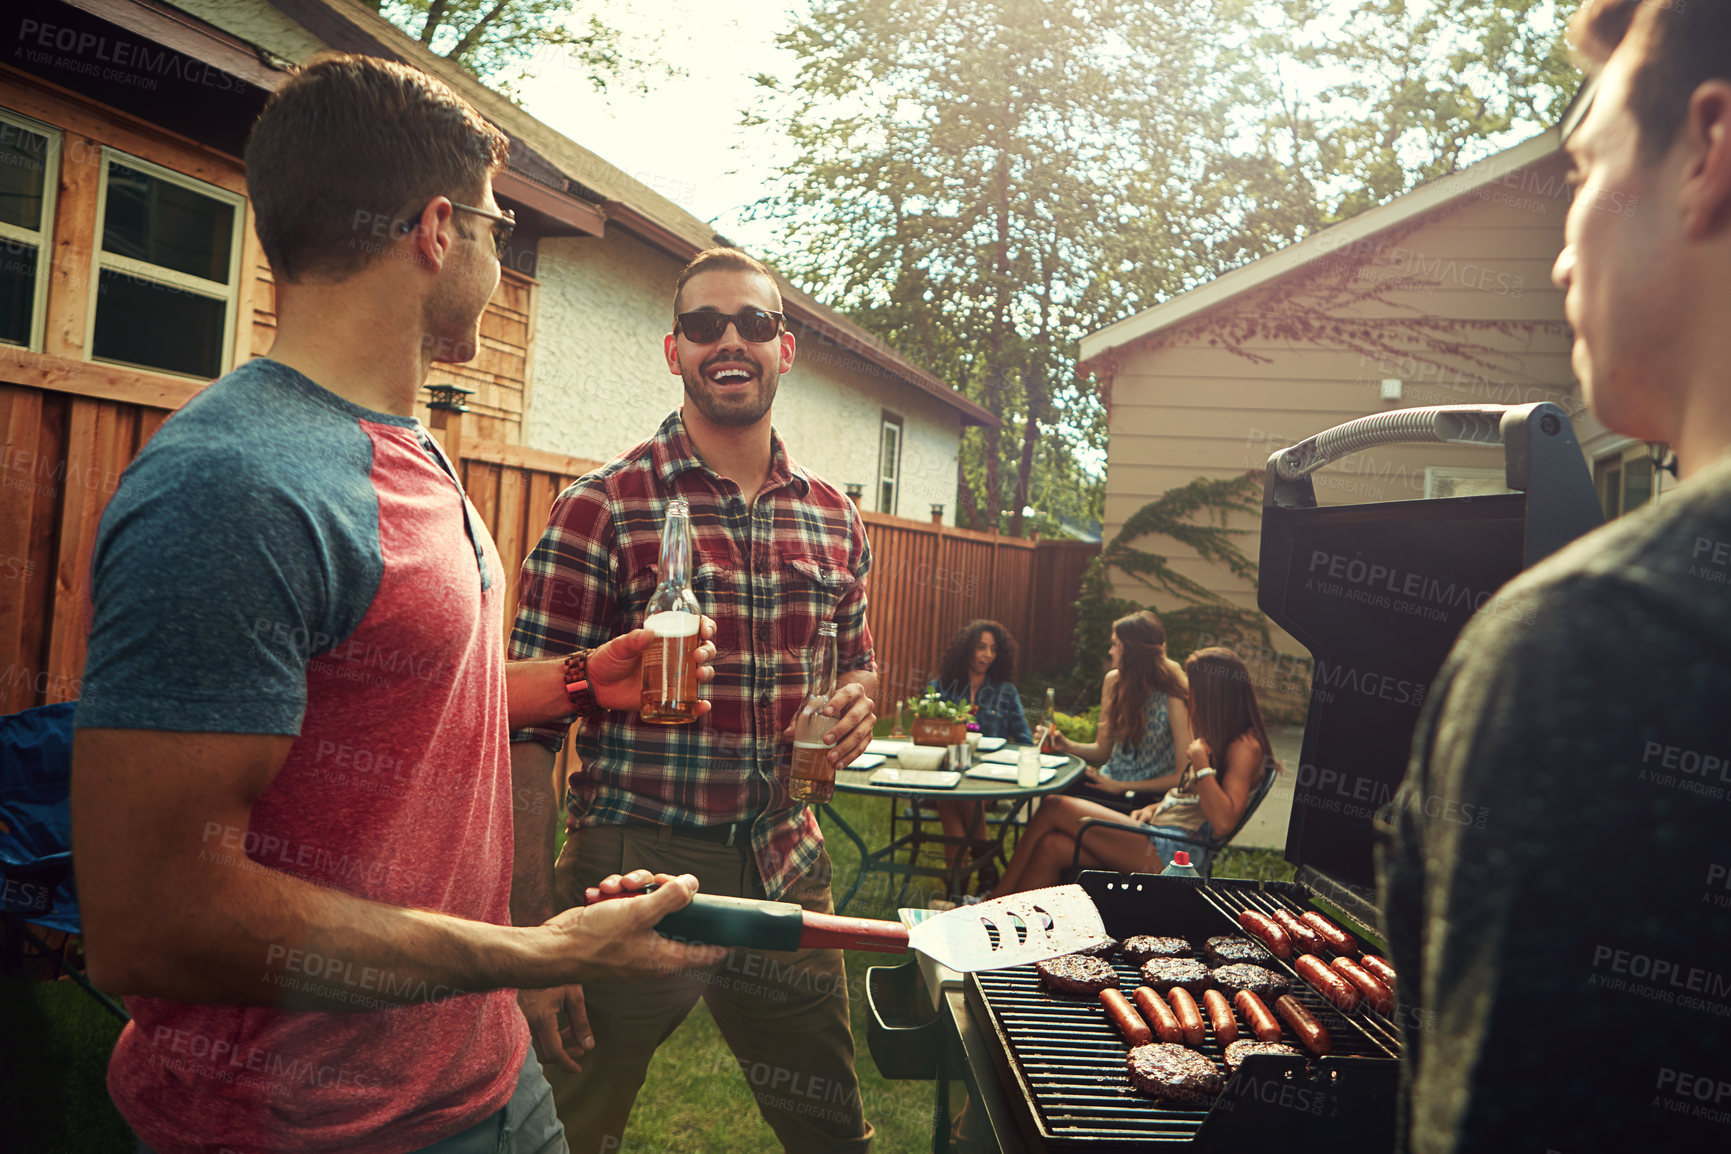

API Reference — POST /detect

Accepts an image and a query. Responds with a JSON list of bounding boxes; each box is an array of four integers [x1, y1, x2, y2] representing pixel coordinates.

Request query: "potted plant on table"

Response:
[[909, 688, 975, 746]]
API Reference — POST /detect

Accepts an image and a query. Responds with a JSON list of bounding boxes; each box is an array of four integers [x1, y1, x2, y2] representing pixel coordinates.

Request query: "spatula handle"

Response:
[[585, 888, 805, 951], [796, 911, 912, 954]]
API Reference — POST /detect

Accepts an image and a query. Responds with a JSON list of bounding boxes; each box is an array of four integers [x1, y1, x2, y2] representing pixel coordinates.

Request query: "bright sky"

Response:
[[512, 0, 811, 256]]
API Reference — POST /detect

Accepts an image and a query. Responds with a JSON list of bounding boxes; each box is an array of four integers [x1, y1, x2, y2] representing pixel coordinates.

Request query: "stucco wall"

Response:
[[776, 334, 962, 521], [526, 231, 961, 518], [527, 233, 687, 458]]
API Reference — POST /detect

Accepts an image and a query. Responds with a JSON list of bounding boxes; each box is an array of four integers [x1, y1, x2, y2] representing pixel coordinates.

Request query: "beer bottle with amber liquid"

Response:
[[789, 622, 839, 803], [640, 499, 701, 723]]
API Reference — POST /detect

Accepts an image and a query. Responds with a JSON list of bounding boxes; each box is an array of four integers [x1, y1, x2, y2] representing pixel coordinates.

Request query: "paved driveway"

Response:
[[1231, 723, 1305, 852]]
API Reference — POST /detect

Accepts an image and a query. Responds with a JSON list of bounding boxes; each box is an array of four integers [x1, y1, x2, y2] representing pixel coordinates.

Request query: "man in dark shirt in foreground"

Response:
[[1379, 3, 1731, 1151]]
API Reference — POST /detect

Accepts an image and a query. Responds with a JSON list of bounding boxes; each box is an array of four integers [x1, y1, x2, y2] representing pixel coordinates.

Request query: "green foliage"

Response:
[[372, 0, 658, 89], [1053, 707, 1099, 744], [1101, 474, 1264, 602], [909, 687, 976, 723], [752, 0, 1234, 535], [1219, 0, 1584, 230], [1071, 474, 1271, 679]]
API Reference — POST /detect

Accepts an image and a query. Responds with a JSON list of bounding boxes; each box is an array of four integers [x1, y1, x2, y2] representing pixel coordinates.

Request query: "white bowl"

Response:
[[896, 745, 949, 772]]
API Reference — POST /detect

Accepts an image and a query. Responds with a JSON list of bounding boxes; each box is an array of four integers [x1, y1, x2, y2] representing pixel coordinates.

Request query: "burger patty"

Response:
[[1223, 1039, 1306, 1076], [1120, 935, 1191, 963], [1209, 963, 1291, 999], [1125, 1043, 1222, 1104], [1138, 957, 1213, 994], [1203, 934, 1272, 966], [1035, 953, 1120, 996], [1075, 936, 1120, 958]]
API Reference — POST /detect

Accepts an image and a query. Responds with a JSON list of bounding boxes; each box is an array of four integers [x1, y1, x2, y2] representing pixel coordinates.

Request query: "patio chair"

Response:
[[0, 702, 127, 1021], [1067, 763, 1281, 881]]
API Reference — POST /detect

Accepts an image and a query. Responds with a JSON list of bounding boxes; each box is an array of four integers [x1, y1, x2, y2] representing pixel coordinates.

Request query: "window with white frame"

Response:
[[878, 413, 903, 515], [1424, 465, 1511, 499], [1593, 443, 1656, 520], [89, 150, 244, 379], [0, 108, 61, 351]]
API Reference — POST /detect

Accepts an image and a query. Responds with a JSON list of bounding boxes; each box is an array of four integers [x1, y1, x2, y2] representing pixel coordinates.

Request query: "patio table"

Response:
[[818, 744, 1084, 913]]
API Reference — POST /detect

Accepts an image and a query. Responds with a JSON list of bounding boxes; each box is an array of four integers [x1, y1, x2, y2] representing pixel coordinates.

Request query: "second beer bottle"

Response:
[[789, 621, 839, 803], [640, 498, 701, 724]]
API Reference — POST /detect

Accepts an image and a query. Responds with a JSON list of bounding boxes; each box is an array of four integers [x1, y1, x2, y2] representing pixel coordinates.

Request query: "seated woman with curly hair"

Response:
[[926, 620, 1033, 884]]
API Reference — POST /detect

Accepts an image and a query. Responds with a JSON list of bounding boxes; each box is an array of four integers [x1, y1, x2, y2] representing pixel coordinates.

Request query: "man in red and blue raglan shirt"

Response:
[[509, 249, 879, 1153], [69, 55, 723, 1154]]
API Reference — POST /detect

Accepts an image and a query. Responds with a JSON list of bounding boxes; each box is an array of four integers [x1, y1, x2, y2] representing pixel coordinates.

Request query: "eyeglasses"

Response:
[[675, 308, 785, 344], [395, 202, 517, 257], [450, 202, 516, 257]]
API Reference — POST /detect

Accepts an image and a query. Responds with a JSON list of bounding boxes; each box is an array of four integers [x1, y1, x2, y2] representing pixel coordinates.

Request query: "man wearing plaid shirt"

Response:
[[509, 248, 878, 1153]]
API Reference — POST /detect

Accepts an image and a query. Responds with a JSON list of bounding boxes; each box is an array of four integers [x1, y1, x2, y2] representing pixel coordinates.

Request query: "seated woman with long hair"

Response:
[[992, 646, 1276, 894], [1050, 610, 1191, 803], [927, 620, 1032, 878]]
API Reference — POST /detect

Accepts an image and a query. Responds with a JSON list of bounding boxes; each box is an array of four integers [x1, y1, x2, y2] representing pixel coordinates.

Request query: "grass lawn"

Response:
[[7, 787, 1294, 1153]]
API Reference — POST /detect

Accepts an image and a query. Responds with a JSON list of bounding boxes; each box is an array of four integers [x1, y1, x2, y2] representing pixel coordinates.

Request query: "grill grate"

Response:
[[963, 876, 1400, 1151], [1196, 883, 1402, 1056]]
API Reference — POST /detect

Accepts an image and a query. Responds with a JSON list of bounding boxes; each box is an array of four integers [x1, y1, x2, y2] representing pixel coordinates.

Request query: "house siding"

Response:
[[1099, 151, 1593, 651]]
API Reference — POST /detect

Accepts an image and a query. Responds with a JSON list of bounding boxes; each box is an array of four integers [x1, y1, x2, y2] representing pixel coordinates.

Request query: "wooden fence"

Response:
[[858, 513, 1095, 706], [0, 378, 1096, 718]]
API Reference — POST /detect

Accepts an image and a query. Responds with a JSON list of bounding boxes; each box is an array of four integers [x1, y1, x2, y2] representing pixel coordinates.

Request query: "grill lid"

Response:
[[1257, 403, 1602, 911]]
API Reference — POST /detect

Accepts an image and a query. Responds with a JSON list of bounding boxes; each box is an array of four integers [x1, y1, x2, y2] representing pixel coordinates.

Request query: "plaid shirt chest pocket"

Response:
[[781, 556, 854, 657]]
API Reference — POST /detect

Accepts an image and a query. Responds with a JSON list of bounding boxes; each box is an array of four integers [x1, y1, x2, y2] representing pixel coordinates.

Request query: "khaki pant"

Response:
[[547, 825, 874, 1154]]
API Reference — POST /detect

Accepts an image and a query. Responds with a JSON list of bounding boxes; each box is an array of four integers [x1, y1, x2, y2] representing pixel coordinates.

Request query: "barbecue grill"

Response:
[[868, 403, 1604, 1153]]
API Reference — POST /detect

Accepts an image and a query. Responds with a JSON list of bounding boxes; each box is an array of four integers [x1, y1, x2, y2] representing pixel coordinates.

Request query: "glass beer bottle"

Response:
[[640, 498, 701, 724], [789, 622, 839, 803], [1038, 686, 1057, 752]]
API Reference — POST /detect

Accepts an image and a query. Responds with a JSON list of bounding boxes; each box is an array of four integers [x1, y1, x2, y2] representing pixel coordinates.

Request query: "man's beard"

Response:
[[682, 362, 778, 427], [420, 276, 484, 364]]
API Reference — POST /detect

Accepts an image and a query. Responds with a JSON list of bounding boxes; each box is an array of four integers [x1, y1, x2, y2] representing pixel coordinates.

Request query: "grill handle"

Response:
[[1268, 405, 1508, 481], [1263, 401, 1603, 567]]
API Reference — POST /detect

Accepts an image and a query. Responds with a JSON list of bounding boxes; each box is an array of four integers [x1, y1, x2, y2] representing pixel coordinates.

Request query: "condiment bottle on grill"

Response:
[[789, 622, 839, 804], [1160, 850, 1201, 878], [640, 498, 701, 724]]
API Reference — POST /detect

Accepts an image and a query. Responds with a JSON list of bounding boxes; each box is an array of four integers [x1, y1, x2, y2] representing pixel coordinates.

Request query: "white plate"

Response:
[[866, 738, 913, 755], [869, 768, 962, 789], [980, 750, 1068, 769], [963, 763, 1057, 784], [974, 736, 1007, 752], [848, 753, 886, 770]]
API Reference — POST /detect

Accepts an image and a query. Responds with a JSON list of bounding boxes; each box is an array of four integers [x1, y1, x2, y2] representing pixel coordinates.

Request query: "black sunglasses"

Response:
[[450, 202, 515, 258], [675, 308, 785, 344], [399, 201, 516, 257]]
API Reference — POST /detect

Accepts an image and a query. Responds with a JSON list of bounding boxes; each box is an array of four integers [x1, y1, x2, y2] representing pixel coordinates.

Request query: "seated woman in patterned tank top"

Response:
[[991, 633, 1277, 893]]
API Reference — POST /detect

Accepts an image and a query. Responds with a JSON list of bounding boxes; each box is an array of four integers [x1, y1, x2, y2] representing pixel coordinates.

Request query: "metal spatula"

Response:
[[585, 883, 1109, 973]]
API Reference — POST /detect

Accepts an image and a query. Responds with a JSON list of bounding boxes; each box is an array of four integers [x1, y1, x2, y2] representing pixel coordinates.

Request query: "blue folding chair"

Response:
[[1, 702, 127, 1021]]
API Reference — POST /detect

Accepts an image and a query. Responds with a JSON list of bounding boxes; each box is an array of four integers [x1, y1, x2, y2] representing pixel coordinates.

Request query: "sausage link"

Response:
[[1202, 988, 1238, 1045], [1302, 910, 1358, 955], [1132, 985, 1185, 1044], [1295, 953, 1360, 1012], [1233, 989, 1282, 1042], [1099, 987, 1153, 1046], [1167, 987, 1206, 1048], [1273, 908, 1327, 955], [1361, 954, 1398, 992], [1237, 910, 1293, 958], [1332, 957, 1394, 1013], [1274, 994, 1332, 1056]]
